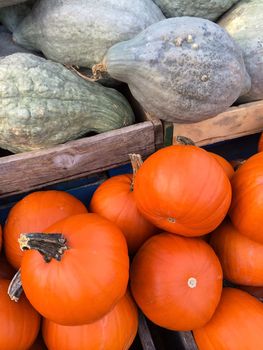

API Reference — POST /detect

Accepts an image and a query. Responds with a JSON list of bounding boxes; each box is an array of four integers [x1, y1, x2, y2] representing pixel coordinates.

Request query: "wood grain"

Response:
[[0, 121, 161, 198], [172, 100, 263, 146]]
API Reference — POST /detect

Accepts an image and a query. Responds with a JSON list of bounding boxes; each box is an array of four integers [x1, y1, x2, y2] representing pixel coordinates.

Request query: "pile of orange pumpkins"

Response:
[[0, 133, 263, 350]]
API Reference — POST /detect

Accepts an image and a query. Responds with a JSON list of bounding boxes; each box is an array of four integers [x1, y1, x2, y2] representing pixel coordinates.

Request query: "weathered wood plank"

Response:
[[178, 331, 198, 350], [172, 100, 263, 146], [138, 312, 156, 350], [0, 121, 158, 198]]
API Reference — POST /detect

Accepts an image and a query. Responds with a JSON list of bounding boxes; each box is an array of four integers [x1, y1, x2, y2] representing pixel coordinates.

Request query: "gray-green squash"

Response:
[[13, 0, 165, 68], [0, 53, 135, 153], [152, 0, 240, 21], [218, 0, 263, 103], [0, 2, 32, 32], [0, 0, 27, 8], [96, 17, 249, 123]]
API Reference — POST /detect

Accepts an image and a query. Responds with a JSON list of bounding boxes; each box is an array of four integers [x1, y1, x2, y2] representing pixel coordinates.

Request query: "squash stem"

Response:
[[18, 233, 68, 263], [8, 269, 23, 302], [92, 61, 107, 79], [175, 136, 196, 146], [129, 153, 143, 191]]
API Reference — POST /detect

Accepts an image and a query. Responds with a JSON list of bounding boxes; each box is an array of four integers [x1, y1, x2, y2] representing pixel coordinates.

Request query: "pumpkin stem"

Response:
[[8, 269, 23, 302], [18, 233, 68, 263], [92, 61, 107, 80], [175, 136, 196, 146], [129, 153, 143, 191]]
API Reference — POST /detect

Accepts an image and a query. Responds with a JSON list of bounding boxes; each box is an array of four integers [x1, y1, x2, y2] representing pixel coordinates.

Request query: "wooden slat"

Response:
[[178, 332, 198, 350], [0, 121, 158, 198], [138, 312, 156, 350], [172, 100, 263, 146]]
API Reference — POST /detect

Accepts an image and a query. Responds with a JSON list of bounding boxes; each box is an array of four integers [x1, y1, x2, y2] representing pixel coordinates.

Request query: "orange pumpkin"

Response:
[[193, 288, 263, 349], [134, 145, 231, 236], [42, 293, 138, 350], [20, 213, 129, 326], [258, 133, 263, 152], [0, 279, 41, 350], [210, 220, 263, 286], [90, 173, 158, 254], [229, 152, 263, 243], [4, 190, 88, 269], [209, 153, 234, 179], [130, 233, 223, 331]]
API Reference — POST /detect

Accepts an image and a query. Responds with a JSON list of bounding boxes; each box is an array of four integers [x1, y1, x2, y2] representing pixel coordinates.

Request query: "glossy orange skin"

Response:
[[258, 133, 263, 152], [194, 288, 263, 349], [42, 293, 138, 350], [0, 254, 16, 280], [209, 153, 234, 179], [21, 213, 129, 326], [134, 145, 231, 236], [4, 190, 88, 269], [90, 174, 158, 254], [130, 233, 223, 331], [229, 152, 263, 243], [0, 279, 41, 350], [210, 220, 263, 286]]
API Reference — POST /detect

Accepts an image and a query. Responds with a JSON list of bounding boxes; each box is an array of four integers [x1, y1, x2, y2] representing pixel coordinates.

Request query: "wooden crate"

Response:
[[163, 100, 263, 147], [0, 103, 163, 199]]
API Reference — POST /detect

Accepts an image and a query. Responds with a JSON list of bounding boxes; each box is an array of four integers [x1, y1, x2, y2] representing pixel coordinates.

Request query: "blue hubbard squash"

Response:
[[0, 53, 134, 153], [219, 0, 263, 103], [95, 17, 250, 123], [152, 0, 239, 21], [13, 0, 164, 68]]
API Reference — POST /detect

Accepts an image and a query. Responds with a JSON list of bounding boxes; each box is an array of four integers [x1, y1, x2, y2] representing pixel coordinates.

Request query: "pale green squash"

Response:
[[0, 53, 135, 153]]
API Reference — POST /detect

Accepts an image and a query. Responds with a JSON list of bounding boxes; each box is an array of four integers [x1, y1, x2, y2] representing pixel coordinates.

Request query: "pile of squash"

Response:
[[0, 0, 263, 152], [0, 134, 263, 349]]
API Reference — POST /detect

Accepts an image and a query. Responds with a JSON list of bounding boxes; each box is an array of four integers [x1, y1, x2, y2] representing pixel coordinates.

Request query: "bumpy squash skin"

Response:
[[0, 31, 34, 57], [153, 0, 239, 21], [219, 0, 263, 103], [0, 0, 27, 8], [13, 0, 164, 68], [103, 17, 249, 123], [0, 53, 134, 153]]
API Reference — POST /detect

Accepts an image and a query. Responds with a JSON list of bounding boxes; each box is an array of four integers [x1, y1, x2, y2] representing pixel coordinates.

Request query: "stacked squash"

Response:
[[1, 0, 259, 153]]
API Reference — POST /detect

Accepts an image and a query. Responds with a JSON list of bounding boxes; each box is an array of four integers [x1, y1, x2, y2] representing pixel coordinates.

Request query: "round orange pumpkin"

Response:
[[90, 174, 158, 254], [258, 133, 263, 152], [130, 233, 223, 331], [42, 293, 138, 350], [20, 213, 129, 326], [0, 279, 41, 350], [229, 152, 263, 243], [210, 220, 263, 286], [4, 190, 88, 269], [134, 145, 231, 236], [209, 153, 234, 179], [193, 288, 263, 349]]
